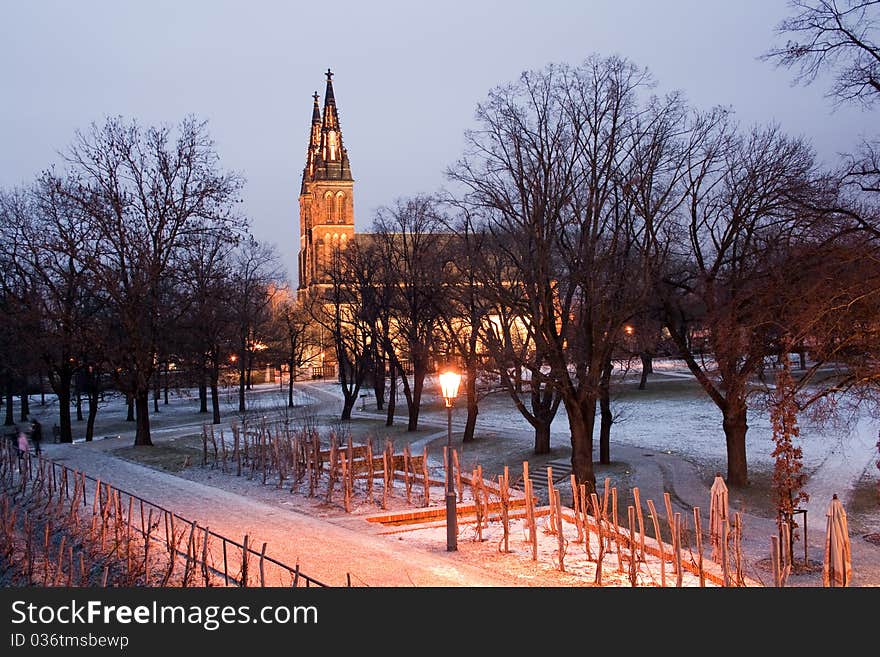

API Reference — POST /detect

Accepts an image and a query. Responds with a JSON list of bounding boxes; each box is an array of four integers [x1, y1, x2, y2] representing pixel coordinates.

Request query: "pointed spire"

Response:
[[322, 68, 339, 132], [311, 91, 321, 124], [301, 68, 352, 184], [302, 91, 323, 192], [324, 68, 335, 105]]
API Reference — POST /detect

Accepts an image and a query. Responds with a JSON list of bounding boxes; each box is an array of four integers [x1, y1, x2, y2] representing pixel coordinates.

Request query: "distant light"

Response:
[[624, 325, 635, 336]]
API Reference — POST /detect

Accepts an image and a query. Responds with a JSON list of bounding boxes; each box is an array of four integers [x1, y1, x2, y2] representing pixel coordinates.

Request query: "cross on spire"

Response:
[[326, 68, 333, 81]]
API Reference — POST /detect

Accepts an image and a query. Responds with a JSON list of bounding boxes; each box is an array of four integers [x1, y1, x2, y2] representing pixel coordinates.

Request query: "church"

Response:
[[297, 69, 356, 294]]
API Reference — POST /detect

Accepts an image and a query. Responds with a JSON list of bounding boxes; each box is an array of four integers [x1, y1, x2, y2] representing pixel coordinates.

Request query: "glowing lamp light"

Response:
[[439, 371, 461, 407]]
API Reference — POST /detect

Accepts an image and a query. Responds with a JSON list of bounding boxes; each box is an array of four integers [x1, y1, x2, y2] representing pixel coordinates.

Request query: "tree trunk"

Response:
[[163, 363, 169, 405], [85, 386, 99, 442], [210, 362, 221, 425], [599, 359, 613, 465], [246, 353, 253, 391], [386, 365, 396, 427], [20, 389, 29, 422], [287, 357, 296, 408], [341, 389, 357, 421], [153, 372, 160, 413], [126, 393, 134, 422], [564, 394, 597, 494], [238, 352, 246, 413], [722, 400, 749, 487], [638, 352, 653, 390], [198, 376, 208, 414], [533, 422, 551, 455], [463, 362, 478, 443], [39, 372, 45, 404], [134, 389, 152, 446], [55, 374, 73, 444], [407, 362, 426, 432], [372, 344, 386, 412]]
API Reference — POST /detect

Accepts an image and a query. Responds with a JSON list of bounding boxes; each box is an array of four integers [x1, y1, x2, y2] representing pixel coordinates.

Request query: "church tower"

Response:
[[297, 69, 355, 292]]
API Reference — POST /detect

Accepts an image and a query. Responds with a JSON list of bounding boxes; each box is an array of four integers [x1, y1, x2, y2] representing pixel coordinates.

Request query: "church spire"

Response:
[[314, 68, 351, 180], [302, 91, 323, 193]]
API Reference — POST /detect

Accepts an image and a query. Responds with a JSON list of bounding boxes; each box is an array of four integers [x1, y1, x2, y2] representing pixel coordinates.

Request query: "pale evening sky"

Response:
[[0, 0, 874, 287]]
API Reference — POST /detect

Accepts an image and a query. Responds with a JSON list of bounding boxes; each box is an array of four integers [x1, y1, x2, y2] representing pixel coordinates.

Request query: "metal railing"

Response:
[[2, 443, 331, 587]]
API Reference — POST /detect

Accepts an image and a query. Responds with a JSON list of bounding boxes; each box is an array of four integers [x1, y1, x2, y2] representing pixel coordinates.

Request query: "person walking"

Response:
[[16, 426, 29, 467], [30, 418, 42, 456]]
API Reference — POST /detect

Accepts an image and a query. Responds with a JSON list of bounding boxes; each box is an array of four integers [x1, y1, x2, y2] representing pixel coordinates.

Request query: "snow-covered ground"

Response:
[[12, 361, 880, 586]]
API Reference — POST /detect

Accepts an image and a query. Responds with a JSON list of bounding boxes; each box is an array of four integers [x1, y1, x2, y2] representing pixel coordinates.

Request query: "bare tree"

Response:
[[59, 116, 245, 446], [436, 210, 496, 442], [765, 0, 880, 107], [373, 196, 448, 432], [450, 56, 697, 490], [661, 124, 821, 486], [306, 245, 372, 420], [270, 289, 314, 408], [228, 236, 285, 413]]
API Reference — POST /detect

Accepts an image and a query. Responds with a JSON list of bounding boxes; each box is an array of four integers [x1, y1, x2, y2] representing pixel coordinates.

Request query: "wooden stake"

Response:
[[735, 511, 744, 587], [612, 487, 623, 573], [571, 474, 583, 543], [422, 447, 429, 507], [366, 438, 374, 503], [628, 505, 637, 586], [382, 452, 389, 510], [526, 478, 537, 561], [241, 535, 249, 587], [674, 513, 683, 587], [590, 493, 604, 585], [633, 487, 645, 562], [499, 468, 509, 553], [580, 484, 591, 560], [694, 506, 705, 588], [602, 478, 611, 551], [403, 445, 412, 504], [472, 469, 483, 542], [771, 535, 781, 587], [454, 449, 463, 502], [554, 489, 565, 572], [664, 492, 676, 574], [646, 499, 665, 587], [721, 518, 730, 587], [546, 466, 555, 533]]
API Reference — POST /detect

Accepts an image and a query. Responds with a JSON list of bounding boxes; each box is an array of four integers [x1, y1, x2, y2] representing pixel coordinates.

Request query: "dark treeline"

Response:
[[0, 117, 316, 447]]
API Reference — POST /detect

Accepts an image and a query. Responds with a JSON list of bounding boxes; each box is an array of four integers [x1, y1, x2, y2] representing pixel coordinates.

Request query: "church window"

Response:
[[335, 192, 345, 223], [324, 192, 334, 223]]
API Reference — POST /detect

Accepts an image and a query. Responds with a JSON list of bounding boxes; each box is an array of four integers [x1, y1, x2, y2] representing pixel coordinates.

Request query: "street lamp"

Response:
[[439, 369, 461, 551]]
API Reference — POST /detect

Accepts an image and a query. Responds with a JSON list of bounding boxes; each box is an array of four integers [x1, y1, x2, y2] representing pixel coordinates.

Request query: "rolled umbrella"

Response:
[[709, 474, 728, 564], [823, 494, 852, 587]]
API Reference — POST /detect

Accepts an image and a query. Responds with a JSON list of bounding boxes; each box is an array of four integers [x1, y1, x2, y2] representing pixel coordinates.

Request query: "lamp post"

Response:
[[439, 370, 461, 551]]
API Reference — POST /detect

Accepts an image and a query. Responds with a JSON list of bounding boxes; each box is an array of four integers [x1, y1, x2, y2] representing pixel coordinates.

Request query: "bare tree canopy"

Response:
[[765, 0, 880, 107], [58, 115, 246, 446]]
